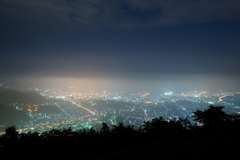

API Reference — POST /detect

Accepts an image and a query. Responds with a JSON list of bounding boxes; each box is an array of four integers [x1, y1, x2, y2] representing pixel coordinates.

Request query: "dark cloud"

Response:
[[1, 0, 240, 31], [1, 0, 240, 92]]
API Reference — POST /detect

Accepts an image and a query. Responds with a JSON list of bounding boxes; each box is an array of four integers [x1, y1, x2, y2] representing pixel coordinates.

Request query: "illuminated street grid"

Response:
[[1, 84, 240, 134]]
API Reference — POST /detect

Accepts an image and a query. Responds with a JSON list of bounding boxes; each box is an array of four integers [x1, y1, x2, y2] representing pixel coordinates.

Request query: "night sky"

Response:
[[1, 0, 240, 93]]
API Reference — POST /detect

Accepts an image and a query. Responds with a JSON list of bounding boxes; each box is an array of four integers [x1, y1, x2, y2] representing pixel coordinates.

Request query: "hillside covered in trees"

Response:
[[0, 88, 45, 131], [0, 88, 44, 104], [1, 105, 240, 159]]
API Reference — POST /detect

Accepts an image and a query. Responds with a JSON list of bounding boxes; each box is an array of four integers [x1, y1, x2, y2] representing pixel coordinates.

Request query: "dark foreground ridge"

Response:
[[1, 105, 240, 159]]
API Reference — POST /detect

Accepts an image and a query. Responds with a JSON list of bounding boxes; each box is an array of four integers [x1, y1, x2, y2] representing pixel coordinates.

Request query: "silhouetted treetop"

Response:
[[192, 105, 238, 126]]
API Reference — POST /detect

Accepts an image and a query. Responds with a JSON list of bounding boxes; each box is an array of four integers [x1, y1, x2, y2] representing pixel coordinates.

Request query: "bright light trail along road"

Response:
[[0, 100, 96, 135], [69, 100, 96, 115]]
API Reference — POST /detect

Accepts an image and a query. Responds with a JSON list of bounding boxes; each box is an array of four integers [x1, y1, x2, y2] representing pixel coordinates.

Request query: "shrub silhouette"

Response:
[[141, 117, 183, 135]]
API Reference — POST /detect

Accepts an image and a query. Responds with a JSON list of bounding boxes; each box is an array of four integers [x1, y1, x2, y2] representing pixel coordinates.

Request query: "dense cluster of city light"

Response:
[[1, 83, 240, 134]]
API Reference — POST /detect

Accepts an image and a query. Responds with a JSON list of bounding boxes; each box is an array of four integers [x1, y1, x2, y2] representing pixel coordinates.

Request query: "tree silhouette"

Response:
[[112, 122, 135, 135], [192, 105, 231, 126], [101, 122, 110, 134], [5, 125, 18, 139], [178, 116, 194, 130]]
